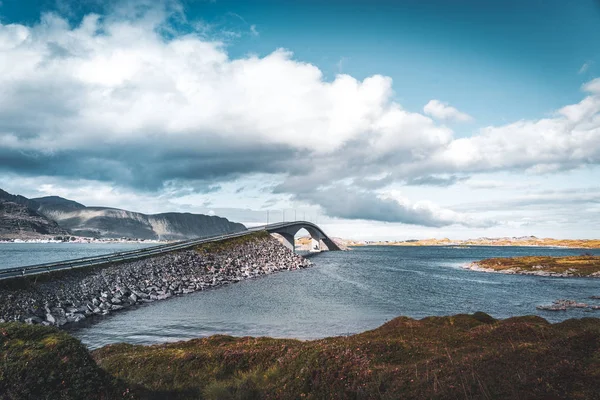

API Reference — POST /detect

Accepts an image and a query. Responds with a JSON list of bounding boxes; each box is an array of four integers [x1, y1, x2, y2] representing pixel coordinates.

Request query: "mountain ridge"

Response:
[[0, 189, 246, 240]]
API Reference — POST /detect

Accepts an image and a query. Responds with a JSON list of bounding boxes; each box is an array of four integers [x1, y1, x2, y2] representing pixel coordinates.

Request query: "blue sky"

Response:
[[3, 0, 599, 127], [1, 0, 599, 239]]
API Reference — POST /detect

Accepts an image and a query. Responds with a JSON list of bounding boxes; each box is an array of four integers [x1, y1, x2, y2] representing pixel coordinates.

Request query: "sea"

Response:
[[2, 243, 600, 349]]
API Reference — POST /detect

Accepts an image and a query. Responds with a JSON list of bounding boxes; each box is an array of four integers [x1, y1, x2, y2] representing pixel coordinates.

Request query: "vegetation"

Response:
[[91, 313, 600, 399], [0, 323, 131, 400], [476, 255, 600, 276], [194, 231, 270, 254], [4, 312, 600, 399]]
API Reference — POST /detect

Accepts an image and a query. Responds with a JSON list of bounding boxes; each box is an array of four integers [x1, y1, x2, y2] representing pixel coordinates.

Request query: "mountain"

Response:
[[0, 188, 40, 210], [0, 200, 69, 239], [34, 196, 86, 212], [0, 189, 246, 240]]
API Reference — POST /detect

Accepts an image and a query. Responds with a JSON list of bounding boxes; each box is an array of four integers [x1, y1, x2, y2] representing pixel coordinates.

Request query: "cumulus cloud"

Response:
[[294, 186, 494, 228], [427, 90, 600, 176], [423, 99, 473, 122], [1, 2, 600, 229]]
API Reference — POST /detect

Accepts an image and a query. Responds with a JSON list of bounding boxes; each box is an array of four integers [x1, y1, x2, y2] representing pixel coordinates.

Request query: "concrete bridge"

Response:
[[0, 221, 339, 280], [258, 221, 341, 252]]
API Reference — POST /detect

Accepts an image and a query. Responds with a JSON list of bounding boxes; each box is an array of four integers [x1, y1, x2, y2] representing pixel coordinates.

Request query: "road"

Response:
[[0, 221, 338, 281], [0, 225, 268, 281]]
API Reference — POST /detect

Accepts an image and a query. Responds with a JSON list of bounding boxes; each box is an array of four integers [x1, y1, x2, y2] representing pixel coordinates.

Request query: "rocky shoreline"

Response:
[[0, 233, 310, 327], [536, 298, 600, 311], [463, 261, 600, 278]]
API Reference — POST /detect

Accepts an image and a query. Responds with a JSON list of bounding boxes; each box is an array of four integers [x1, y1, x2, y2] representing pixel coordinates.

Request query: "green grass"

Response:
[[3, 312, 600, 399], [476, 255, 600, 276]]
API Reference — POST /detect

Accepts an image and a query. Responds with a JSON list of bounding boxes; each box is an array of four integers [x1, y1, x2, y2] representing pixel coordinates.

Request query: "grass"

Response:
[[3, 311, 600, 399], [0, 323, 133, 400], [476, 255, 600, 276], [194, 231, 270, 255], [90, 312, 600, 399]]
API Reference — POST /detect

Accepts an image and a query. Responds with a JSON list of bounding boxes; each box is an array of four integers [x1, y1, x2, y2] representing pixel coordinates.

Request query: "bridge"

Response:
[[261, 221, 340, 252], [0, 221, 339, 280]]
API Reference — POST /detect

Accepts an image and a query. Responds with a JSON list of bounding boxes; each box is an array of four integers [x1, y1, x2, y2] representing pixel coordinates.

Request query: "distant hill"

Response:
[[0, 188, 39, 210], [0, 200, 69, 239], [0, 189, 246, 240], [347, 236, 600, 249]]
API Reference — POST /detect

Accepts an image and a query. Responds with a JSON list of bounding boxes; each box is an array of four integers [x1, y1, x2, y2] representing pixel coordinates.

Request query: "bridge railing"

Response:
[[0, 229, 252, 280], [0, 221, 337, 280]]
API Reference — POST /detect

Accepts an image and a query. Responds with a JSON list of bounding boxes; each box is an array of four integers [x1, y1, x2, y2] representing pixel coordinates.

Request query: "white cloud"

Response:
[[426, 91, 600, 175], [0, 12, 450, 157], [250, 24, 259, 36], [295, 186, 494, 228], [579, 61, 592, 74], [583, 77, 600, 94], [1, 3, 600, 231], [423, 99, 473, 122]]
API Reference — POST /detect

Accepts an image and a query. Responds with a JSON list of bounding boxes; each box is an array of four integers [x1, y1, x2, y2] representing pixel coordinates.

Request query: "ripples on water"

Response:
[[61, 245, 600, 349]]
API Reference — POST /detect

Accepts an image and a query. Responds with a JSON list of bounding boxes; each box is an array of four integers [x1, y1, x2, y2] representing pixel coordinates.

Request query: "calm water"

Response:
[[65, 245, 600, 349], [0, 242, 157, 269]]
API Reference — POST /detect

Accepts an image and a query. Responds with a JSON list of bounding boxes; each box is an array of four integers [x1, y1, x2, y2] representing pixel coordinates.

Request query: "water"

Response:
[[0, 242, 157, 269], [66, 245, 600, 349]]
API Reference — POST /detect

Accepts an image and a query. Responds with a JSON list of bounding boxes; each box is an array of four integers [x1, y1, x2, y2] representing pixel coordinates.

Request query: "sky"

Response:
[[0, 0, 599, 240]]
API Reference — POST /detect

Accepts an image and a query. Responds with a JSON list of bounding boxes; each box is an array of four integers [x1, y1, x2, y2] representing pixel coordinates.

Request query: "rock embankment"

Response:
[[0, 232, 310, 327]]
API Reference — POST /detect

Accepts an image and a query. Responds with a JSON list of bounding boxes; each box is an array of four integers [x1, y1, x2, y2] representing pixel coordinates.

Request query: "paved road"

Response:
[[0, 221, 336, 281]]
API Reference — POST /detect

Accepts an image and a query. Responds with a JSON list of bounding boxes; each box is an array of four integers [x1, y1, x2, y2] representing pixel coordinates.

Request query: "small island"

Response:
[[465, 255, 600, 277]]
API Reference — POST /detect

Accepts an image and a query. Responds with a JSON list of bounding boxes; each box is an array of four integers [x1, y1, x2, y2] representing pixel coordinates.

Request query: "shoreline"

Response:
[[0, 232, 311, 328]]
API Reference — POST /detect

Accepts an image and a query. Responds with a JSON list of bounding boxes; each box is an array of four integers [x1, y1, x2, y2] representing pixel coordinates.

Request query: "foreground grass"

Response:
[[94, 312, 600, 399], [3, 313, 600, 399], [0, 323, 132, 400], [475, 255, 600, 276]]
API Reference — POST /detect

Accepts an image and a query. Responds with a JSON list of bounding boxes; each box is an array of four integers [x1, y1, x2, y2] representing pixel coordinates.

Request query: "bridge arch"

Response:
[[264, 221, 340, 252]]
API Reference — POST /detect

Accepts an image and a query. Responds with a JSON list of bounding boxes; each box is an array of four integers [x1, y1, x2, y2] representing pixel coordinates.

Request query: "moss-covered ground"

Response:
[[3, 312, 598, 399], [476, 255, 600, 276]]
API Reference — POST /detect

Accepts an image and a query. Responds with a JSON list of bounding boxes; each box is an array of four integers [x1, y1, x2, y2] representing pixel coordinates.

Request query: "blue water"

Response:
[[0, 242, 157, 269], [65, 245, 600, 349]]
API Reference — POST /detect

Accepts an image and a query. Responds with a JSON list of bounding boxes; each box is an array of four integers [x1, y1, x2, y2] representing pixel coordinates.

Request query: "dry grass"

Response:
[[477, 255, 600, 276], [92, 312, 600, 399], [4, 312, 600, 399]]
